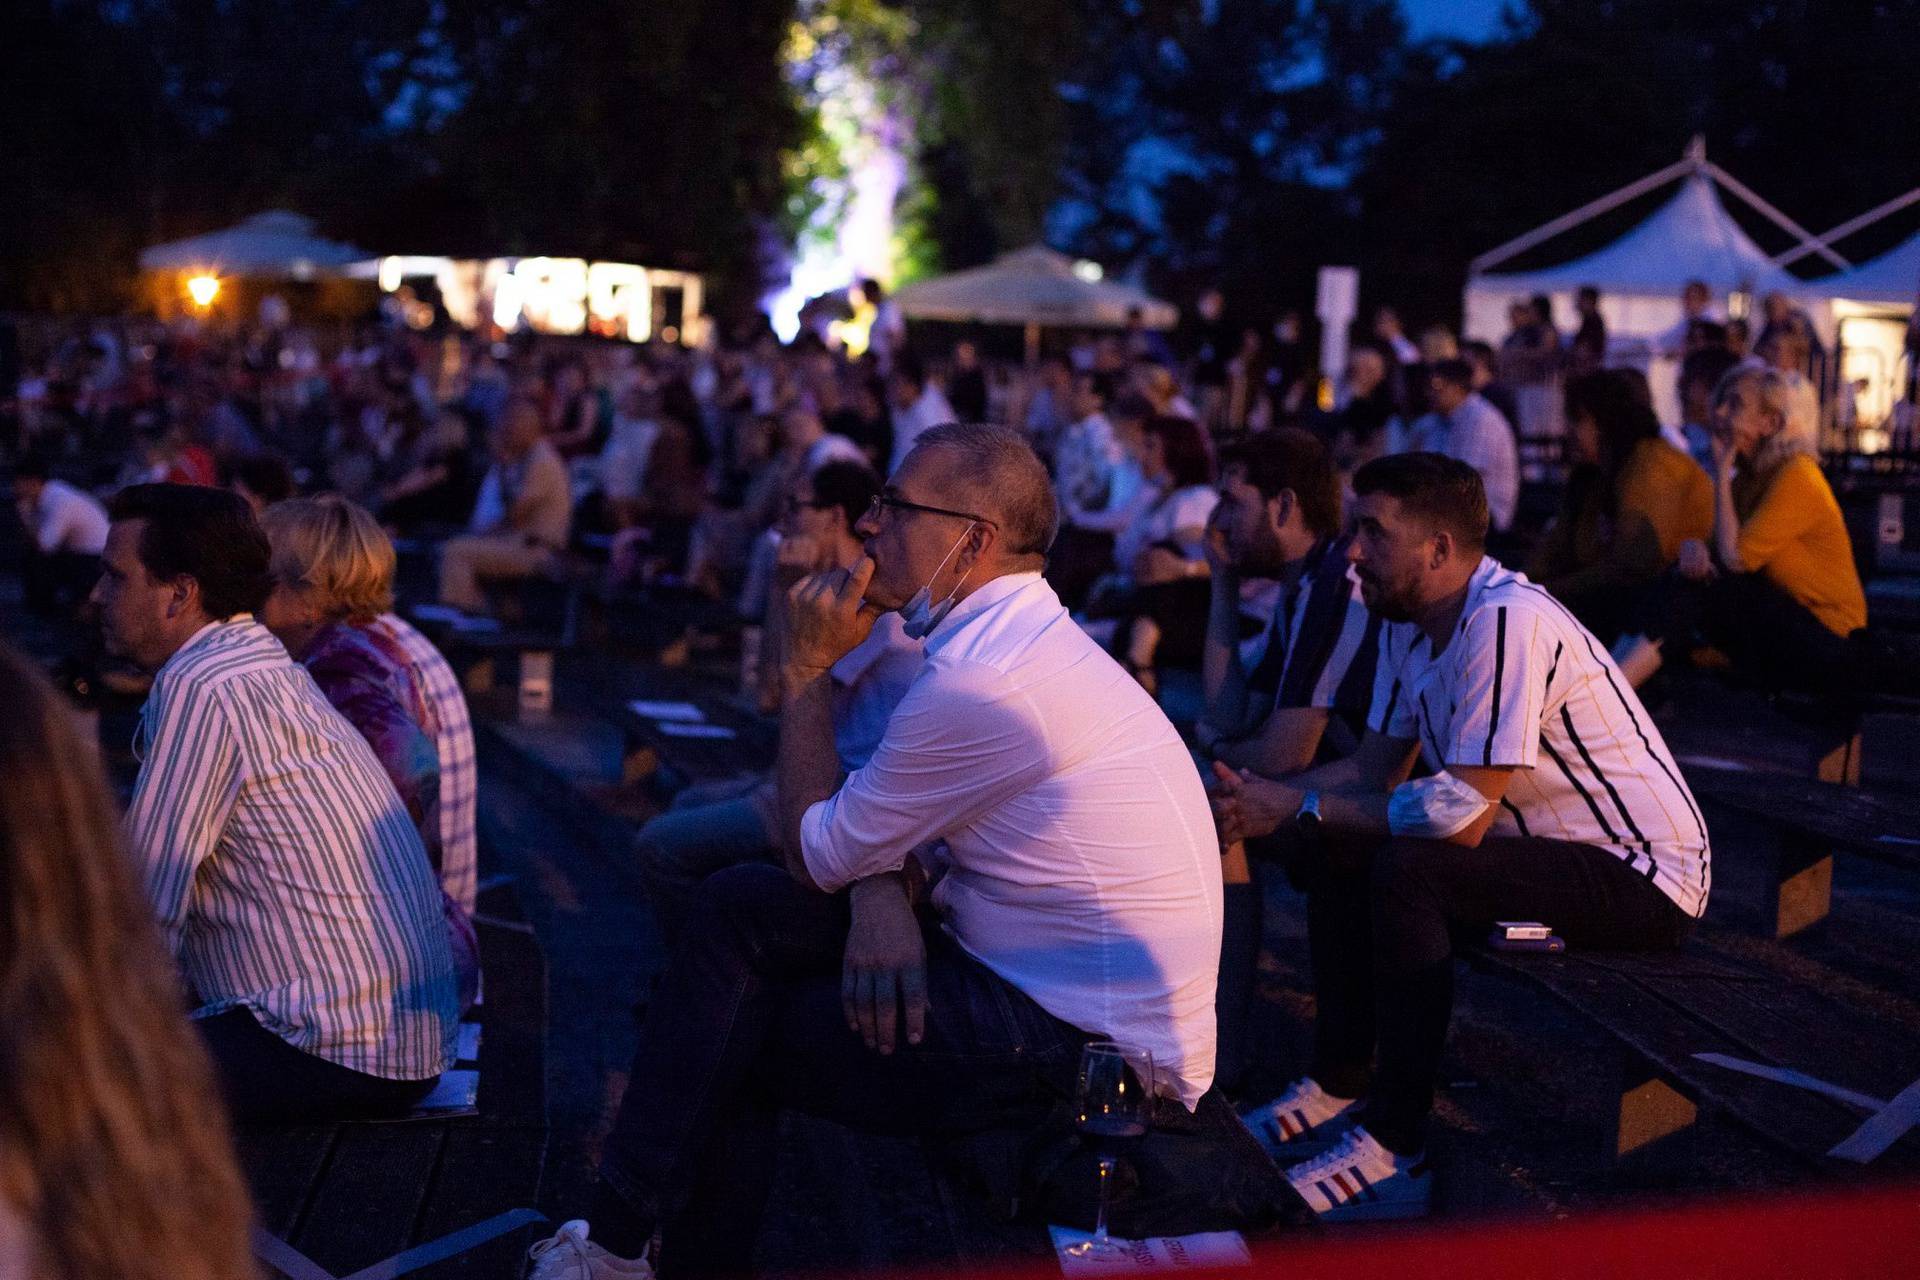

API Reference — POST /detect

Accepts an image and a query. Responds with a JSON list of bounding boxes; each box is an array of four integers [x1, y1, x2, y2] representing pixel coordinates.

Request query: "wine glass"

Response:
[[1064, 1040, 1155, 1259]]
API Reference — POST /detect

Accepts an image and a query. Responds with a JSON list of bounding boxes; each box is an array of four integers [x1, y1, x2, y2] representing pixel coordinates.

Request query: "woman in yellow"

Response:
[[1642, 365, 1866, 690], [1528, 371, 1713, 639]]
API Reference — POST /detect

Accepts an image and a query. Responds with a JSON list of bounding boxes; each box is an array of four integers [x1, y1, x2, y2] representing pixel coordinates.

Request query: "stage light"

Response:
[[187, 274, 220, 307]]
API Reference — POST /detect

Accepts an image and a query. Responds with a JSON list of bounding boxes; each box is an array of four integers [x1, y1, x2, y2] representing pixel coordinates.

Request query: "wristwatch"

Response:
[[1294, 790, 1323, 833]]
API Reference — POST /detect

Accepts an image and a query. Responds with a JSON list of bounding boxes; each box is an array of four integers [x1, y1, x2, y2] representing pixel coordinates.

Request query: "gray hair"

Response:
[[908, 422, 1058, 556]]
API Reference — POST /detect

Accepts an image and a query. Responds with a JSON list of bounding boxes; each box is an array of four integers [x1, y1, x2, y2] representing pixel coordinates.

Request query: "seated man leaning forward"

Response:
[[527, 424, 1224, 1279], [1213, 453, 1708, 1223], [97, 484, 458, 1124]]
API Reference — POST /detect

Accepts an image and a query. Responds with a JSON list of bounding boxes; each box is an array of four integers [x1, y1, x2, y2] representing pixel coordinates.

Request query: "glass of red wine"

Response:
[[1064, 1040, 1155, 1259]]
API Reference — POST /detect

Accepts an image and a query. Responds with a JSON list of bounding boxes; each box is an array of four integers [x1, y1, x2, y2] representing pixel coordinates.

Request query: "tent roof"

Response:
[[894, 244, 1177, 330], [139, 210, 369, 279], [1814, 230, 1920, 303], [1471, 174, 1805, 298]]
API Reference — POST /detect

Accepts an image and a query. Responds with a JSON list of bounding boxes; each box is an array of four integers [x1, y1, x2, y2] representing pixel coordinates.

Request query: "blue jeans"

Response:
[[631, 789, 778, 947], [595, 863, 1090, 1275]]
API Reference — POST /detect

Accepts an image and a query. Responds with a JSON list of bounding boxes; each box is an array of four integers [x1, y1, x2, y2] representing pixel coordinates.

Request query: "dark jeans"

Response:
[[196, 1006, 438, 1125], [1656, 570, 1852, 695], [594, 863, 1089, 1276], [1302, 834, 1692, 1155]]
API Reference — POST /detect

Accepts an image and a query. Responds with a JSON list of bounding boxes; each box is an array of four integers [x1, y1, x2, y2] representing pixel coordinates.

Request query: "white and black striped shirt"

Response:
[[127, 617, 458, 1080], [1367, 558, 1710, 917]]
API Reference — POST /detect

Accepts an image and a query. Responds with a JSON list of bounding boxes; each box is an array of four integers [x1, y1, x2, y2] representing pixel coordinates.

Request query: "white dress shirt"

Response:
[[888, 384, 957, 476], [800, 573, 1223, 1106]]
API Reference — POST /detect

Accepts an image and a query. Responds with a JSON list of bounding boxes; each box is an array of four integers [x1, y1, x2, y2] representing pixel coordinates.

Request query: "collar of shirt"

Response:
[[158, 613, 255, 681], [921, 571, 1047, 657], [831, 609, 915, 686]]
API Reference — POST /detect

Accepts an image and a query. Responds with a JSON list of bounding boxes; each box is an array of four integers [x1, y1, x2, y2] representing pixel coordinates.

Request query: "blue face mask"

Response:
[[899, 523, 978, 640]]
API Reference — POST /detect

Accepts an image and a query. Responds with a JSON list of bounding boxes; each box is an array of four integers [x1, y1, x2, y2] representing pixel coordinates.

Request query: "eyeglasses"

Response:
[[865, 492, 997, 527]]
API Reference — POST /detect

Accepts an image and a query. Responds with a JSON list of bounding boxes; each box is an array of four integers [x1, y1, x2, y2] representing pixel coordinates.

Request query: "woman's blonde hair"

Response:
[[1714, 364, 1815, 477], [261, 495, 396, 624], [0, 643, 258, 1280]]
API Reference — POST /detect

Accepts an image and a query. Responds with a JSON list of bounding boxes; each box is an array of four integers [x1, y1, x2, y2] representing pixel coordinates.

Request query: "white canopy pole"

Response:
[[1773, 187, 1920, 271], [1704, 162, 1851, 273], [1469, 157, 1694, 274]]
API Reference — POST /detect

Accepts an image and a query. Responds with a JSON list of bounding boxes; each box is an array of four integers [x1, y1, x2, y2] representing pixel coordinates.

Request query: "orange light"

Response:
[[186, 274, 221, 307]]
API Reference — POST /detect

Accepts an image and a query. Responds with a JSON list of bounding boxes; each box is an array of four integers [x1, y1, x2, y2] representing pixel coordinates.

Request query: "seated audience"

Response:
[[1626, 366, 1866, 692], [1099, 414, 1219, 690], [1046, 393, 1156, 610], [0, 641, 257, 1280], [439, 395, 572, 611], [1195, 429, 1381, 1090], [526, 425, 1221, 1277], [1412, 359, 1518, 535], [1671, 345, 1741, 471], [378, 409, 475, 533], [97, 484, 457, 1121], [1326, 346, 1399, 480], [633, 461, 921, 940], [226, 450, 298, 518], [1213, 454, 1707, 1221], [887, 356, 956, 476], [13, 450, 108, 614], [1526, 371, 1712, 640], [259, 495, 480, 1008]]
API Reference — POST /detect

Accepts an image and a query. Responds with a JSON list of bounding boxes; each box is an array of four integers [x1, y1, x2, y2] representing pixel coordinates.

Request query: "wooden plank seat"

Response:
[[1464, 928, 1920, 1169], [614, 667, 776, 797], [237, 891, 549, 1280]]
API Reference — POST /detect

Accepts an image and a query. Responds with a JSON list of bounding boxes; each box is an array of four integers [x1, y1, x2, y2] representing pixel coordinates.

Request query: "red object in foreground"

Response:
[[948, 1183, 1920, 1279]]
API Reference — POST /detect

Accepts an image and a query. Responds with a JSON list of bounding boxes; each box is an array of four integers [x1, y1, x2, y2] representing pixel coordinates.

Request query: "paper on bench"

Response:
[[415, 1069, 479, 1114], [455, 1021, 483, 1063], [657, 722, 737, 740], [627, 699, 707, 722], [1048, 1227, 1250, 1275], [411, 604, 468, 623], [449, 615, 503, 633]]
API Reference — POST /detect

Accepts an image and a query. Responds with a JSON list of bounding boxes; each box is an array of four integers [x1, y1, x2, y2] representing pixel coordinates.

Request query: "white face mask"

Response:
[[899, 522, 978, 640]]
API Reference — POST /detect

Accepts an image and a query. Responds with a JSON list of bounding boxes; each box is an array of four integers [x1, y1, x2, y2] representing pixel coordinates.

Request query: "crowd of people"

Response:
[[0, 273, 1893, 1277]]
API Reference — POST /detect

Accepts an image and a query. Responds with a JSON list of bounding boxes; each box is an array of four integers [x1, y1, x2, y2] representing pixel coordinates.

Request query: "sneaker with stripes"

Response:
[[1239, 1077, 1358, 1156], [1284, 1127, 1431, 1222]]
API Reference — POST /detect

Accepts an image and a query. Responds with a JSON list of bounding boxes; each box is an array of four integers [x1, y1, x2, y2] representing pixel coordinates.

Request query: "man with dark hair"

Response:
[[1414, 359, 1518, 533], [886, 355, 955, 476], [1210, 453, 1707, 1221], [1195, 428, 1382, 1093], [96, 484, 457, 1123], [13, 450, 108, 613], [632, 458, 922, 938], [226, 450, 297, 516], [1673, 344, 1741, 468], [529, 425, 1220, 1278]]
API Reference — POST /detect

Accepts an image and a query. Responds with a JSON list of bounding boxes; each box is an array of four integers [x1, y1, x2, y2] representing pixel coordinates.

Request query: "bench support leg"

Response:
[[1616, 1071, 1697, 1159]]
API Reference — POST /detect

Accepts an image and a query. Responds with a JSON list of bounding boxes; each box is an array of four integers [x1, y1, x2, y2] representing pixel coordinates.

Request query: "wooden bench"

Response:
[[237, 904, 549, 1280], [615, 668, 776, 797], [1465, 930, 1920, 1169], [1683, 763, 1920, 937]]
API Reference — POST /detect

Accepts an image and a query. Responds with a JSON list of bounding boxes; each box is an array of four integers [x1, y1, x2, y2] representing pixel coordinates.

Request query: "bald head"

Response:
[[907, 423, 1057, 559]]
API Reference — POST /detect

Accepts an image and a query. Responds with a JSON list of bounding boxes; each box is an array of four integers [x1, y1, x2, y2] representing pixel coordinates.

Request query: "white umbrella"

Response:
[[139, 210, 369, 280], [896, 244, 1176, 356]]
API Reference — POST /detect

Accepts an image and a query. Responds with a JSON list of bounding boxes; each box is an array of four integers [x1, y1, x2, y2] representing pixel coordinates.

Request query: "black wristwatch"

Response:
[[1294, 790, 1323, 833]]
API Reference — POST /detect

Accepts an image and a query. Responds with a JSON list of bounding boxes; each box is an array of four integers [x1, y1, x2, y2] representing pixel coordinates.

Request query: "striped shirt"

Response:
[[1245, 535, 1383, 724], [374, 613, 479, 916], [1367, 558, 1710, 917], [126, 617, 458, 1079]]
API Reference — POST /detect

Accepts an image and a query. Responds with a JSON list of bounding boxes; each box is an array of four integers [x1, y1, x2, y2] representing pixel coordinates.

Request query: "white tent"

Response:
[[1815, 231, 1920, 305], [139, 210, 369, 280], [896, 244, 1177, 335]]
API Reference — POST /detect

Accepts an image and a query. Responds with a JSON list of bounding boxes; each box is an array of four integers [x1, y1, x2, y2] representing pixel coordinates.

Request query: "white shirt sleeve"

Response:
[[1443, 603, 1549, 769], [800, 659, 1052, 893]]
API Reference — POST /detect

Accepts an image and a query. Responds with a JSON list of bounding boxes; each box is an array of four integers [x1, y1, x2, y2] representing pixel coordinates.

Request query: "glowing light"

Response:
[[1073, 260, 1104, 282], [186, 274, 221, 307], [378, 256, 404, 293], [587, 261, 651, 343], [514, 257, 590, 335]]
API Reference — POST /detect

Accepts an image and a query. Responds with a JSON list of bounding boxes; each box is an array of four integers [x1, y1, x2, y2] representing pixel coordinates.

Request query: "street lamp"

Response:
[[186, 274, 221, 308]]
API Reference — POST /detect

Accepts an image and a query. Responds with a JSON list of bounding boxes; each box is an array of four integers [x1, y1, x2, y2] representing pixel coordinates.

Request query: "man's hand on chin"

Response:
[[784, 554, 883, 687]]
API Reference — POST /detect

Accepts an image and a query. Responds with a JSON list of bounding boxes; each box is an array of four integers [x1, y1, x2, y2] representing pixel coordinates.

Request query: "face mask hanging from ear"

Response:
[[900, 522, 979, 640]]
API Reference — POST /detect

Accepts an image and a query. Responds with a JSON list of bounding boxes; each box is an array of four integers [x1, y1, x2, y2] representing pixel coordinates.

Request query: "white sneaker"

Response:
[[1285, 1126, 1431, 1222], [1239, 1077, 1359, 1156], [525, 1220, 654, 1280]]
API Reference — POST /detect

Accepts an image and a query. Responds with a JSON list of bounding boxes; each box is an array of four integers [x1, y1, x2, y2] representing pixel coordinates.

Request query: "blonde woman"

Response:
[[260, 495, 480, 1009], [0, 641, 258, 1280]]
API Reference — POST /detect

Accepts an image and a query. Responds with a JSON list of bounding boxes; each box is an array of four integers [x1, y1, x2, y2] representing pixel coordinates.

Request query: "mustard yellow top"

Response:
[[1619, 438, 1714, 563], [1529, 438, 1713, 602], [1734, 453, 1867, 637]]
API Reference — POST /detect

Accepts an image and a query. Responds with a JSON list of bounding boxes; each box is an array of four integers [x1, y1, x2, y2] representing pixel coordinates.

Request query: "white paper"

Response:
[[627, 699, 707, 722], [414, 1069, 480, 1113], [1049, 1227, 1250, 1276], [411, 604, 468, 623], [455, 1022, 484, 1063], [657, 721, 737, 740]]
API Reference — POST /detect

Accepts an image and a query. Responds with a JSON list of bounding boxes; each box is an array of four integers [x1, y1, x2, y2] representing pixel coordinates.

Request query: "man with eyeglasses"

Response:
[[529, 424, 1223, 1279]]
